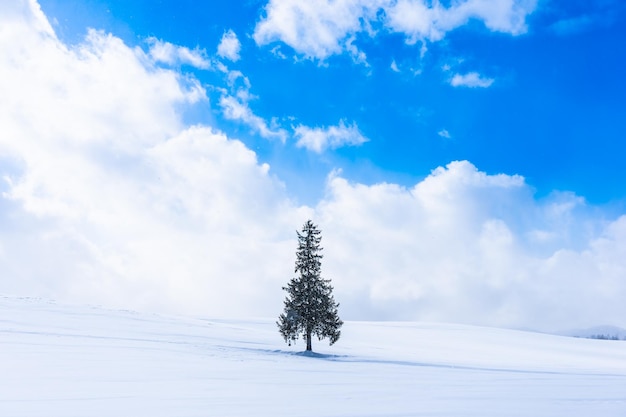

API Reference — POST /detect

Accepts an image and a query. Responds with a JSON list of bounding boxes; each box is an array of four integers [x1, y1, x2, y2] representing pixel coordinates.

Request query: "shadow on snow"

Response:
[[230, 346, 626, 378]]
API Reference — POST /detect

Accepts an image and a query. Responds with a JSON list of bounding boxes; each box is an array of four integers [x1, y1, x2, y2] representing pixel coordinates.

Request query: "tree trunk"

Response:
[[306, 331, 312, 351]]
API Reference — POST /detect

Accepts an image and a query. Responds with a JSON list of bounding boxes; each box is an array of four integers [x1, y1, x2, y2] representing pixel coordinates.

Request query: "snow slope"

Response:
[[2, 295, 626, 416]]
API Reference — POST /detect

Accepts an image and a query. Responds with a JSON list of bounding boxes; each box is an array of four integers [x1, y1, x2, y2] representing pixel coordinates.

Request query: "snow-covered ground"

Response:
[[2, 296, 626, 416]]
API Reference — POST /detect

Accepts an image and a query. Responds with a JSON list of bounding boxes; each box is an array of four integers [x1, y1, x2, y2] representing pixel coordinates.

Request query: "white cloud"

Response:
[[147, 37, 210, 69], [254, 0, 381, 60], [385, 0, 537, 42], [294, 120, 369, 153], [217, 29, 242, 62], [390, 59, 400, 72], [450, 71, 495, 88], [2, 1, 626, 333], [269, 45, 288, 59], [0, 0, 304, 316], [254, 0, 538, 60], [438, 129, 451, 139], [383, 0, 440, 43], [345, 35, 369, 65], [317, 161, 626, 331], [219, 95, 288, 142], [215, 60, 287, 142]]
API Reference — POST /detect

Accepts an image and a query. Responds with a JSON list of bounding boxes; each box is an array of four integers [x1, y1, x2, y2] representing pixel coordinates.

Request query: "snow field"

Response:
[[1, 296, 626, 416]]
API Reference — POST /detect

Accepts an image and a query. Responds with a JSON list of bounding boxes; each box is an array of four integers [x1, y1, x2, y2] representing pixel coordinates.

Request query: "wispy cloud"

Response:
[[294, 120, 368, 153], [450, 72, 494, 88], [550, 15, 595, 35], [438, 129, 451, 139], [548, 1, 624, 36], [390, 59, 400, 73], [219, 95, 288, 141], [217, 29, 242, 62], [147, 38, 210, 69], [214, 57, 287, 142]]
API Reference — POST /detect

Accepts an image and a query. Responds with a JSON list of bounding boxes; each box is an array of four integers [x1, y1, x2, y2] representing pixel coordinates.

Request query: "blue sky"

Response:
[[39, 0, 626, 206], [2, 0, 626, 331]]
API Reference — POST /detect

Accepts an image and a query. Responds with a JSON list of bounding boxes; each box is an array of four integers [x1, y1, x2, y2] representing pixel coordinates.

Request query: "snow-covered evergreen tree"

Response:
[[278, 220, 342, 351]]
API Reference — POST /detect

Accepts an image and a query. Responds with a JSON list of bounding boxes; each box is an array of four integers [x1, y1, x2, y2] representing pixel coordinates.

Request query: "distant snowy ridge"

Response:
[[563, 325, 626, 340]]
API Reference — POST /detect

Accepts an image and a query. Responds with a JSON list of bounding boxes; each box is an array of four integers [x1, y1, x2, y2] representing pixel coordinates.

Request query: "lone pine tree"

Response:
[[278, 220, 342, 351]]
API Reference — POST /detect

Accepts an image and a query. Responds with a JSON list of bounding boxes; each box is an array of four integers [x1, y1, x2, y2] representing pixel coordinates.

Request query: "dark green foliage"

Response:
[[278, 220, 342, 351]]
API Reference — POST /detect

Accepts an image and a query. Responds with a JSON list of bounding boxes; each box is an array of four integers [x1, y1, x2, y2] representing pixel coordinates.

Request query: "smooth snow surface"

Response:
[[2, 296, 626, 416]]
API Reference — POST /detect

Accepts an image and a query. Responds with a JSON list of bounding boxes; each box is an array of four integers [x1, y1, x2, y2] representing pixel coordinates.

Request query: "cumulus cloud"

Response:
[[294, 120, 369, 153], [2, 1, 626, 333], [0, 0, 303, 316], [254, 0, 538, 60], [450, 71, 495, 88], [147, 37, 210, 69], [317, 162, 626, 331], [253, 0, 380, 60], [217, 29, 242, 62]]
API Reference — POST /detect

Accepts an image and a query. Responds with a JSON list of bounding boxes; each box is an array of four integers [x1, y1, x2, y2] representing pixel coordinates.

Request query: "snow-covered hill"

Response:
[[2, 295, 625, 416]]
